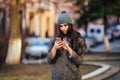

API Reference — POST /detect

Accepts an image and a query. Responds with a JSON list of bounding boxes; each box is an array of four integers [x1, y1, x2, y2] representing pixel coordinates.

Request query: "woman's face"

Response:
[[59, 23, 69, 34]]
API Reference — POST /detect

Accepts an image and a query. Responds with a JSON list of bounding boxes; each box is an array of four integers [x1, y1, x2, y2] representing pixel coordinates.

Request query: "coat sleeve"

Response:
[[47, 38, 57, 64], [70, 37, 86, 67]]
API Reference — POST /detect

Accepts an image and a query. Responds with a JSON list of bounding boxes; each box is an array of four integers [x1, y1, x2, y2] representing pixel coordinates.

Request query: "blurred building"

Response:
[[20, 0, 55, 38], [0, 0, 55, 38], [0, 0, 77, 38]]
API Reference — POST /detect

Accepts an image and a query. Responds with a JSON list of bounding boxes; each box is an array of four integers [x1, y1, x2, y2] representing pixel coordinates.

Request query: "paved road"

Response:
[[90, 39, 120, 53], [103, 61, 120, 80], [90, 60, 120, 80], [109, 73, 120, 80]]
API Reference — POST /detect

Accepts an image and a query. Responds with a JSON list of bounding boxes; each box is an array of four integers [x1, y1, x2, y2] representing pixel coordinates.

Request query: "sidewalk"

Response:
[[82, 53, 120, 80], [84, 53, 120, 61]]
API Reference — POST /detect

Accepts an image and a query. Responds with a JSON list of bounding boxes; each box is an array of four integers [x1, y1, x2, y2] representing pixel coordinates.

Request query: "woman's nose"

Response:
[[61, 26, 65, 30]]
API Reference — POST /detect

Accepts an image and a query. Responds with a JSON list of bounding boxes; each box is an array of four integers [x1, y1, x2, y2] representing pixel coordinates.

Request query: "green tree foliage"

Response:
[[75, 0, 120, 27]]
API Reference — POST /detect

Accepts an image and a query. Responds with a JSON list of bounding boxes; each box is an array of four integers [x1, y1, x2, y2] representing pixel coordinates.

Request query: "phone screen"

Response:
[[55, 37, 62, 42]]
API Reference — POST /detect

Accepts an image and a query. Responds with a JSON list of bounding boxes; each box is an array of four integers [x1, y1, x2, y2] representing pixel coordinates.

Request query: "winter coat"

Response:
[[47, 37, 85, 80]]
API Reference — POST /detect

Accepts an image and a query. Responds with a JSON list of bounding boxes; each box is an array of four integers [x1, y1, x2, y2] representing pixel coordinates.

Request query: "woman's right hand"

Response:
[[50, 40, 63, 59], [53, 40, 63, 50]]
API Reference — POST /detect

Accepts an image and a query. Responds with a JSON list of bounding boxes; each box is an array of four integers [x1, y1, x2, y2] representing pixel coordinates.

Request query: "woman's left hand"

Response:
[[62, 40, 70, 50]]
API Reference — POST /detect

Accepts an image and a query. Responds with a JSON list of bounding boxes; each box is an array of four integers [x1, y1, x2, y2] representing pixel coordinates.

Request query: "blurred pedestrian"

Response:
[[78, 25, 86, 38], [47, 10, 86, 80]]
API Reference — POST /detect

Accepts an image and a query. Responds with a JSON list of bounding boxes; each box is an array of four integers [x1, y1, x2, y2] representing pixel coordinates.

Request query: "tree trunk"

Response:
[[6, 0, 22, 64], [103, 15, 111, 53], [104, 35, 111, 53]]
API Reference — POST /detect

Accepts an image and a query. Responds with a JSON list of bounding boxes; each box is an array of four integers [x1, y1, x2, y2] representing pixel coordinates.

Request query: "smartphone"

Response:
[[55, 37, 62, 42]]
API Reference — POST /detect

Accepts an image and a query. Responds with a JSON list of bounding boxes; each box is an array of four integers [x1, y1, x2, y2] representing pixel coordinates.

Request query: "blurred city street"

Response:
[[89, 39, 120, 53], [0, 0, 120, 80]]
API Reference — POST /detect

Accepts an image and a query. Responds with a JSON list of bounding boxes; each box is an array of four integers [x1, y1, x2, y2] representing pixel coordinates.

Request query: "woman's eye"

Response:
[[64, 24, 67, 26]]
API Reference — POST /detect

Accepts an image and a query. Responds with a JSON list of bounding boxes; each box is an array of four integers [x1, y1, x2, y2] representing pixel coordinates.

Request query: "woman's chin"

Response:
[[62, 32, 67, 34]]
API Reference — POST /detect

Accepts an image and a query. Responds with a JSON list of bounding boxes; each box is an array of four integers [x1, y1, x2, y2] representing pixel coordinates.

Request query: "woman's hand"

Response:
[[62, 40, 74, 56], [50, 40, 63, 59], [53, 40, 63, 50], [62, 40, 70, 50]]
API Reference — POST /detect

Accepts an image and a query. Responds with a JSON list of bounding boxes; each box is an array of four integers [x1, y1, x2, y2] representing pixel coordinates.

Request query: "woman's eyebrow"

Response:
[[60, 23, 68, 26]]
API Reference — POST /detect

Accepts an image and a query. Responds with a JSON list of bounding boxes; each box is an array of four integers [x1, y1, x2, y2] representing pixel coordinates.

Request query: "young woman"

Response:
[[47, 10, 86, 80]]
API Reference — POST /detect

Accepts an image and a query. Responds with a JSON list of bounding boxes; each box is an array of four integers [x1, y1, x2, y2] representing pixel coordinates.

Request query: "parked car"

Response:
[[107, 28, 114, 41], [22, 37, 51, 64], [87, 24, 104, 43], [112, 25, 120, 38]]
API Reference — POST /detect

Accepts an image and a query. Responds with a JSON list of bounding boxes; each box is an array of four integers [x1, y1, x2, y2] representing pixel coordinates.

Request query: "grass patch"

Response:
[[0, 74, 51, 80], [0, 63, 100, 80], [41, 73, 51, 80]]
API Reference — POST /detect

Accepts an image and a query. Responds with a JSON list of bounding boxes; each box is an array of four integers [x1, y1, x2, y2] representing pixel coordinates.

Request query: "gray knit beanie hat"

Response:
[[58, 10, 72, 25]]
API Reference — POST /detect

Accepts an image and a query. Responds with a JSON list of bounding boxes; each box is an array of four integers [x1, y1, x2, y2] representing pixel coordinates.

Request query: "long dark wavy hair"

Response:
[[56, 23, 83, 55]]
